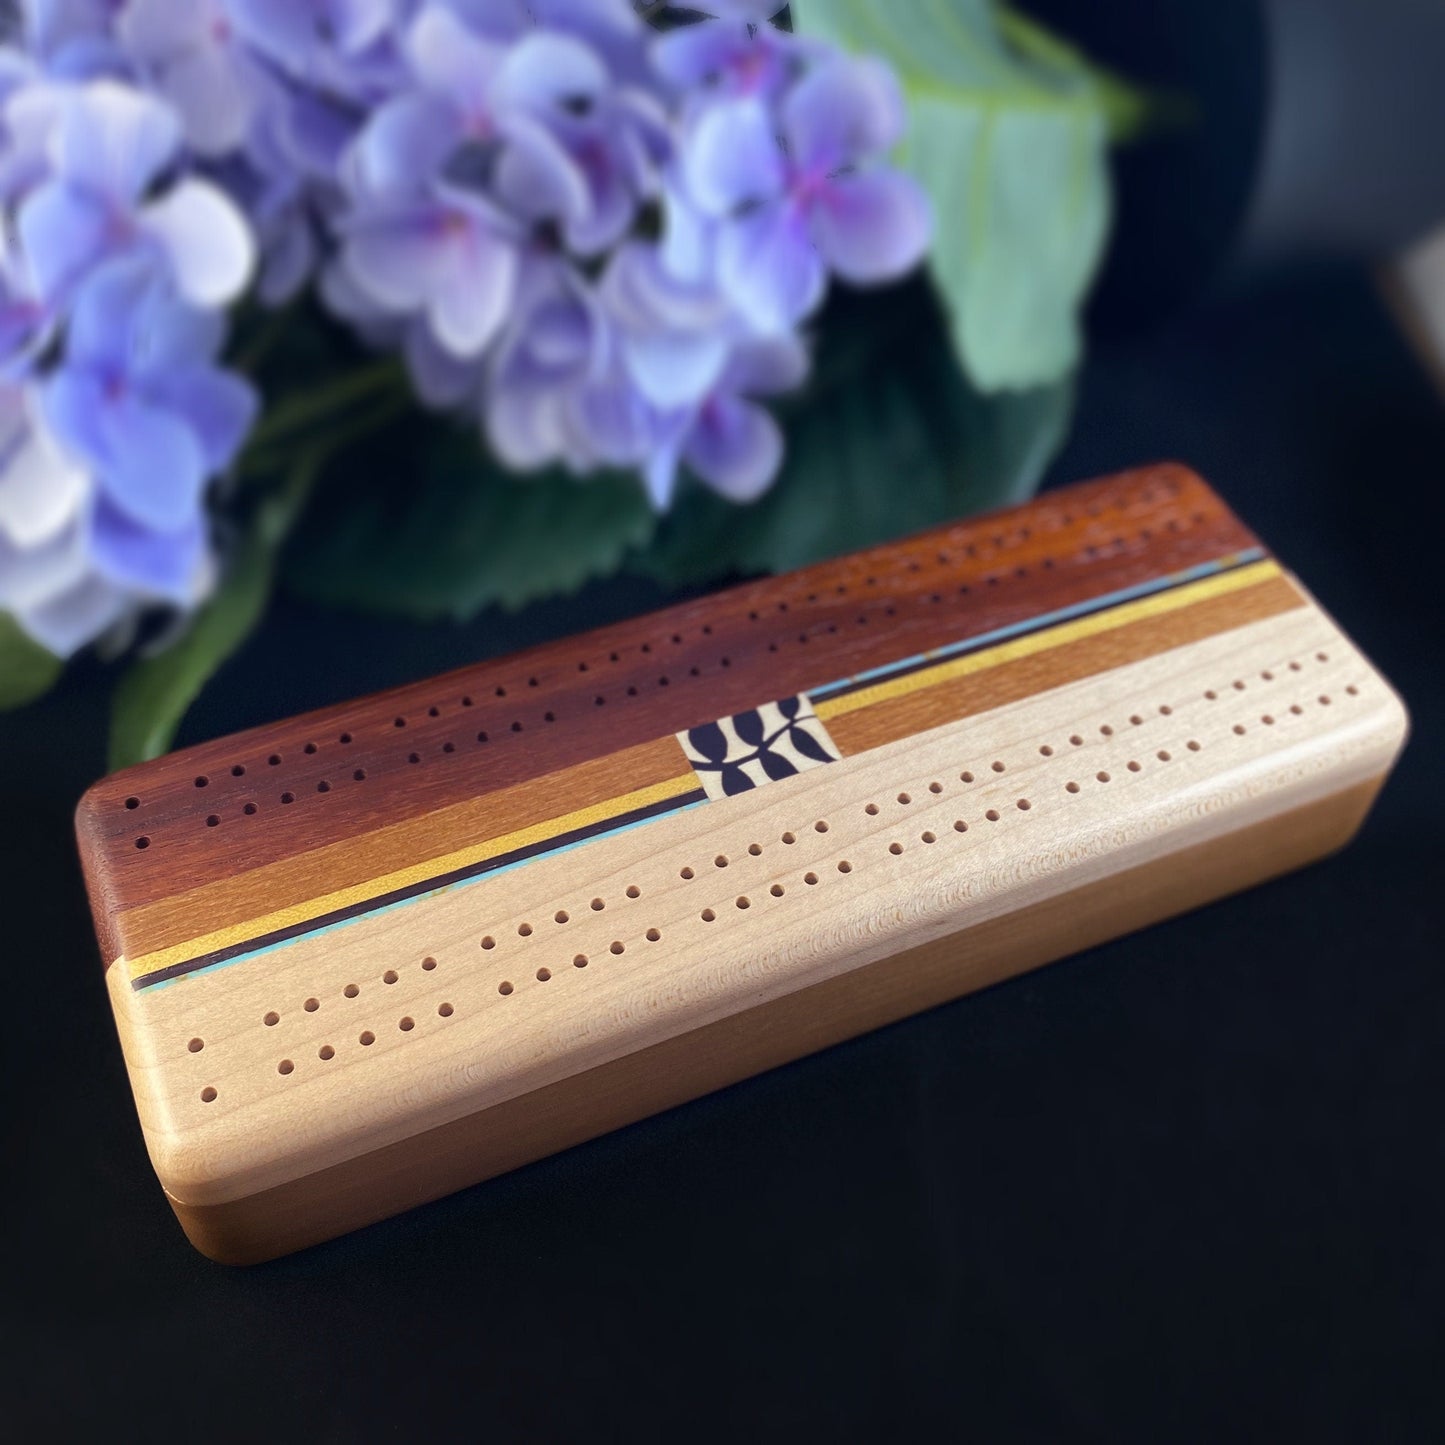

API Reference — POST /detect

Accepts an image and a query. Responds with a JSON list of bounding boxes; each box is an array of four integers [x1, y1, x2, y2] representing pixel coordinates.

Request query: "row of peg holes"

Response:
[[127, 486, 1207, 839], [196, 643, 1351, 1100], [464, 654, 1366, 1005]]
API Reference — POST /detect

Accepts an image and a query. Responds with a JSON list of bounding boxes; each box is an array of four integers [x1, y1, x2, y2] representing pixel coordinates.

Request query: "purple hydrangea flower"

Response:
[[334, 3, 666, 357], [40, 257, 256, 601], [1, 0, 939, 659], [652, 18, 806, 106], [638, 330, 807, 508], [224, 0, 404, 95], [482, 251, 604, 469], [683, 56, 931, 332], [17, 0, 128, 77], [16, 78, 257, 308], [0, 377, 88, 556], [0, 242, 53, 374], [117, 0, 271, 157], [569, 220, 813, 507], [601, 239, 734, 410], [0, 372, 139, 657]]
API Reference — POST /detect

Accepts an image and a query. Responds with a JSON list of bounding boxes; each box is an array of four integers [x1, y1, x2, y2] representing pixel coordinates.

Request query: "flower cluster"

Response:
[[0, 0, 931, 657]]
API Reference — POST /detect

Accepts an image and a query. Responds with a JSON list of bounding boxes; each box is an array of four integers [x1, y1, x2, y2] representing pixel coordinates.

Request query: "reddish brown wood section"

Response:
[[77, 463, 1259, 956]]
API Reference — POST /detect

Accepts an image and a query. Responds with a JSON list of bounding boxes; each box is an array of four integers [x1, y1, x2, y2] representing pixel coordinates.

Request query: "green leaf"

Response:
[[633, 278, 1072, 588], [0, 612, 63, 711], [798, 0, 1121, 391], [285, 420, 659, 621]]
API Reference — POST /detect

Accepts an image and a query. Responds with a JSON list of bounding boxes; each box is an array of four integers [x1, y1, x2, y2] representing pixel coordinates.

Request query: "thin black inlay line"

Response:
[[132, 789, 707, 989]]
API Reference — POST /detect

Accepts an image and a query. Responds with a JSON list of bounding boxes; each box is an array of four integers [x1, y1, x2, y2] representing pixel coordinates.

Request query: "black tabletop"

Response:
[[4, 267, 1442, 1442]]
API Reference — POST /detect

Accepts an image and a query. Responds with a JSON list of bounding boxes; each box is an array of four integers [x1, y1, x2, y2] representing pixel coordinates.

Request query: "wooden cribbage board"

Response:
[[77, 464, 1408, 1263]]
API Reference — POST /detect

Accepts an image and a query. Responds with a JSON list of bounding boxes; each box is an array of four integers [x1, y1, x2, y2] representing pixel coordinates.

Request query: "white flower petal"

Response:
[[141, 178, 256, 307], [0, 407, 89, 547]]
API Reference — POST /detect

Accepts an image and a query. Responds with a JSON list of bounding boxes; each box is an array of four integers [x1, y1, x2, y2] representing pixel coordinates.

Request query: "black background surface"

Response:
[[3, 269, 1442, 1441]]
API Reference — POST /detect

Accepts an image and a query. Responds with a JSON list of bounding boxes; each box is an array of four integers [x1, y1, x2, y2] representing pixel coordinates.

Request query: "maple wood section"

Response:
[[167, 775, 1385, 1265], [77, 464, 1257, 924]]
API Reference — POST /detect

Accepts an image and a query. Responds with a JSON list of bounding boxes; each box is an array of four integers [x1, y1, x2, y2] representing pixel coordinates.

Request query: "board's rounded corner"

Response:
[[1378, 681, 1412, 765], [163, 1188, 280, 1267]]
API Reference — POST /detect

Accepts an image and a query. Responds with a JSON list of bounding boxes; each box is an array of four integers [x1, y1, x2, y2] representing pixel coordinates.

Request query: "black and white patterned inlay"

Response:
[[679, 695, 841, 800]]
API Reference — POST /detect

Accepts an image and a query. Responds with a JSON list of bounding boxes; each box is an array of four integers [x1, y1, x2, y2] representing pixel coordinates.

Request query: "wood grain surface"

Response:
[[75, 464, 1408, 1262]]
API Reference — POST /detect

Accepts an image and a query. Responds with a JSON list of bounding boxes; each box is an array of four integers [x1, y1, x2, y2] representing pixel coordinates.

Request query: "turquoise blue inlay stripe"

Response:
[[809, 549, 1268, 703]]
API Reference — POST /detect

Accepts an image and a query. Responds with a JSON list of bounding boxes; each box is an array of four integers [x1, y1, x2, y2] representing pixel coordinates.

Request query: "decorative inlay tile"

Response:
[[679, 695, 841, 800]]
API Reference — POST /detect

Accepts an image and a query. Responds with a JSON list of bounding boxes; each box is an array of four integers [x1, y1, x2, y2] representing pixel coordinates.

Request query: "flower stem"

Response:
[[240, 389, 411, 483], [231, 302, 298, 375], [247, 358, 408, 451]]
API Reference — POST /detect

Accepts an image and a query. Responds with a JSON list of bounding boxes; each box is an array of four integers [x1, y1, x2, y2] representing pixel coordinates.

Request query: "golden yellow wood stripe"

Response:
[[125, 772, 699, 984], [815, 560, 1284, 723]]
